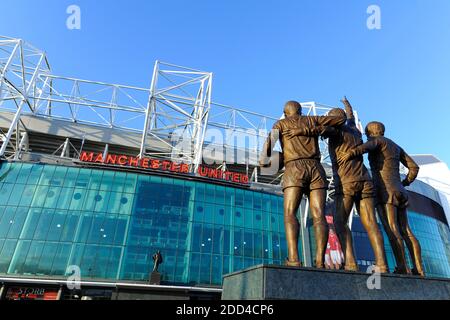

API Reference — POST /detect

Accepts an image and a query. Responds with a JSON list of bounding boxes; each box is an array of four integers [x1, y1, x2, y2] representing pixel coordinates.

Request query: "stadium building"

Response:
[[0, 37, 449, 300]]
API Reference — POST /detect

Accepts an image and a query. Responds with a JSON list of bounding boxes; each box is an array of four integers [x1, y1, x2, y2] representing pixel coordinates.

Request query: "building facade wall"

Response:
[[0, 161, 293, 286], [352, 212, 450, 278], [0, 160, 449, 287]]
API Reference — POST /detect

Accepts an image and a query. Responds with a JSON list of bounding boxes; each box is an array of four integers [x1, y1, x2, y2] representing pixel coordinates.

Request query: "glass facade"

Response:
[[383, 211, 450, 278], [351, 212, 450, 278], [0, 160, 449, 286], [405, 178, 442, 205], [0, 161, 294, 285]]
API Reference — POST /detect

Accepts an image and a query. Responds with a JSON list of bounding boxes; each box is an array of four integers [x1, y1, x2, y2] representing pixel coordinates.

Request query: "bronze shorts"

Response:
[[335, 181, 375, 199], [282, 159, 328, 191], [372, 179, 409, 209], [377, 189, 409, 209]]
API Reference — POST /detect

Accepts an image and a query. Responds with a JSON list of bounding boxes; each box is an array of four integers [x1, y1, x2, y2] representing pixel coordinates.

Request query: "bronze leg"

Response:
[[398, 208, 425, 276], [283, 186, 303, 265], [309, 188, 328, 268], [378, 204, 409, 273], [334, 194, 358, 270], [358, 197, 388, 272]]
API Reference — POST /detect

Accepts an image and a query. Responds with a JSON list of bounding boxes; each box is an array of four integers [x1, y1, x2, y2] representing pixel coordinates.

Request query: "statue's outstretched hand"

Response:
[[337, 151, 353, 165], [284, 128, 303, 140], [285, 126, 324, 139]]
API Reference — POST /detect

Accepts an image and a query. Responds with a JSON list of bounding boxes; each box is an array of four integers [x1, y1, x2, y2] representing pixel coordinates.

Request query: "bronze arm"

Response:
[[400, 149, 419, 186]]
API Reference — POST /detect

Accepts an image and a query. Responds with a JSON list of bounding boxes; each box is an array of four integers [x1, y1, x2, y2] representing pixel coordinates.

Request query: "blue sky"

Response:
[[1, 0, 450, 164]]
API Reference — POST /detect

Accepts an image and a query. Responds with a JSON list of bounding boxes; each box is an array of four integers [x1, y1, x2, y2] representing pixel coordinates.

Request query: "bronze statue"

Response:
[[152, 250, 163, 273], [312, 97, 388, 273], [339, 121, 425, 276], [260, 101, 346, 268]]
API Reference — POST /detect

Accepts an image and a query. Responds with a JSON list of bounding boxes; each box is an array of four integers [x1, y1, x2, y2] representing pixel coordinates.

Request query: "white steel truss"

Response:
[[0, 36, 362, 179], [139, 61, 213, 173], [0, 36, 50, 157]]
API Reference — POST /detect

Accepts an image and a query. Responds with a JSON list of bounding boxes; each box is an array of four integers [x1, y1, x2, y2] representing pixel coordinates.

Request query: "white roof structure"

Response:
[[0, 35, 353, 185], [412, 154, 450, 224]]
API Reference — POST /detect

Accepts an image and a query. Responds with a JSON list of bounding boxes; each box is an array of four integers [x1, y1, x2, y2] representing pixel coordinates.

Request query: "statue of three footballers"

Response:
[[260, 98, 424, 276]]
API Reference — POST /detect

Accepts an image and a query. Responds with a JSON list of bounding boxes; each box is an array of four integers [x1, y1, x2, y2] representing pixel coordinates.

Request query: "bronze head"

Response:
[[284, 101, 302, 117], [365, 121, 385, 138]]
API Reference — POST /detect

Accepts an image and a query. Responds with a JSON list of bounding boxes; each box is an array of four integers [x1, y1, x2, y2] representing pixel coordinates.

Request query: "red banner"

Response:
[[324, 215, 345, 269]]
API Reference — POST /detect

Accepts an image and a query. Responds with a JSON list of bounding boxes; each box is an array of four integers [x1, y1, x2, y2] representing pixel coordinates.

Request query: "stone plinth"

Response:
[[222, 264, 450, 300], [149, 272, 161, 285]]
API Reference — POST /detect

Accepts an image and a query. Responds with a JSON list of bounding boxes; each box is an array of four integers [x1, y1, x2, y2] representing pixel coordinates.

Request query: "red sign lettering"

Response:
[[94, 153, 104, 163], [80, 152, 94, 162], [118, 155, 128, 165], [105, 154, 117, 165], [78, 152, 249, 185]]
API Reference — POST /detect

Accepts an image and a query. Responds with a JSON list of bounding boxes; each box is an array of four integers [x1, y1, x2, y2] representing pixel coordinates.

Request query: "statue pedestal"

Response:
[[222, 264, 450, 300], [149, 271, 161, 285]]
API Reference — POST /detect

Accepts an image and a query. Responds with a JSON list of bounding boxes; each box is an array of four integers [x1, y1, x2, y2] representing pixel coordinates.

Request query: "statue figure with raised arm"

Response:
[[317, 97, 388, 273], [339, 121, 424, 276], [259, 101, 346, 268]]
